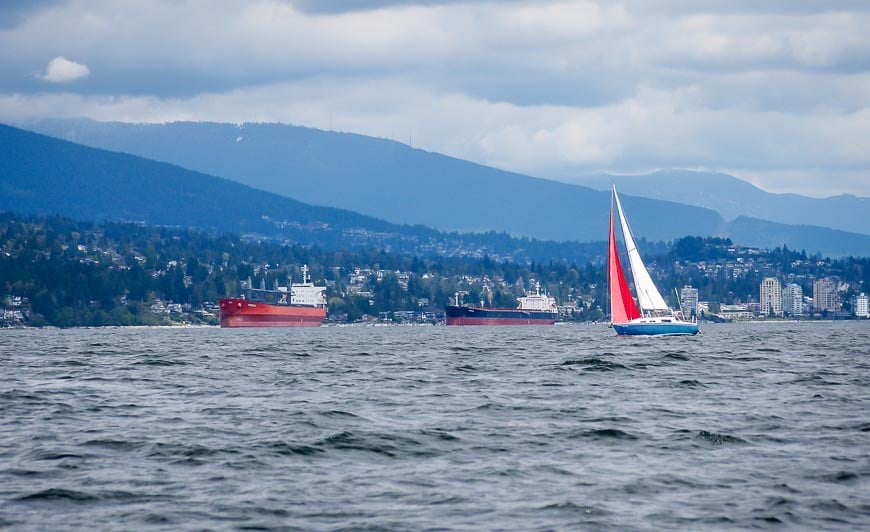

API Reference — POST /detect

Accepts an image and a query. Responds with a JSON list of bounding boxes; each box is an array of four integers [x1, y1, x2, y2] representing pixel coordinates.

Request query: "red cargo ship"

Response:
[[219, 265, 327, 328]]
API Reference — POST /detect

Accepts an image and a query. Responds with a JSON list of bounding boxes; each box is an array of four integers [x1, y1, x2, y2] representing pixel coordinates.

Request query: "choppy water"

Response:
[[1, 322, 869, 530]]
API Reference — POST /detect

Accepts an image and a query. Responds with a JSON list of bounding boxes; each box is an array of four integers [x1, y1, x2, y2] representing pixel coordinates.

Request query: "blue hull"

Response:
[[613, 322, 699, 336]]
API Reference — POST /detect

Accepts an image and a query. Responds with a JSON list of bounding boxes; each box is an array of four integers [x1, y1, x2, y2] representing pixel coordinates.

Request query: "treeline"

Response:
[[2, 213, 868, 327], [0, 213, 608, 326]]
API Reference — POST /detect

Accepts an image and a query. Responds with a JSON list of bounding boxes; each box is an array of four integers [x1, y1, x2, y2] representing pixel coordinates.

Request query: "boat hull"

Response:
[[219, 298, 326, 328], [613, 319, 699, 336], [445, 305, 556, 326]]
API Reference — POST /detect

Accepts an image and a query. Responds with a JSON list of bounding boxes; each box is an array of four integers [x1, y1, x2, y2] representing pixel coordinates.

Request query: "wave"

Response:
[[268, 441, 325, 456], [134, 358, 188, 366], [675, 379, 706, 388], [560, 358, 628, 371], [695, 430, 749, 446], [81, 439, 144, 451], [573, 428, 639, 441], [16, 488, 99, 503]]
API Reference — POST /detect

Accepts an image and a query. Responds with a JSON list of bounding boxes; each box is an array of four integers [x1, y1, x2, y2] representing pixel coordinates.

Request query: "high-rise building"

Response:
[[680, 285, 699, 317], [760, 277, 782, 316], [856, 293, 870, 318], [813, 278, 841, 313], [782, 283, 804, 316]]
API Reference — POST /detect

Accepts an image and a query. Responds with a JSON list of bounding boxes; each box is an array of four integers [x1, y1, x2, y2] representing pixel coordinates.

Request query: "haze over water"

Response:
[[2, 322, 869, 529]]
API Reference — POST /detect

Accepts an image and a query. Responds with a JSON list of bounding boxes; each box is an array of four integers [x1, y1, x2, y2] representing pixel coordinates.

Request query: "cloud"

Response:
[[4, 78, 870, 197], [289, 0, 525, 15], [37, 56, 89, 83], [0, 0, 67, 29], [624, 0, 870, 16], [1, 0, 869, 197]]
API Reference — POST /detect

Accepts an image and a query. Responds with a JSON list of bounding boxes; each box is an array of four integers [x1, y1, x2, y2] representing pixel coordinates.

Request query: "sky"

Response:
[[1, 0, 869, 198]]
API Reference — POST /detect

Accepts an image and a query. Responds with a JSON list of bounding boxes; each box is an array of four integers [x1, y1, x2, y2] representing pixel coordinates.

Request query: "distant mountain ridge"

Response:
[[576, 170, 870, 236], [0, 123, 607, 264], [17, 118, 724, 243], [7, 119, 870, 257]]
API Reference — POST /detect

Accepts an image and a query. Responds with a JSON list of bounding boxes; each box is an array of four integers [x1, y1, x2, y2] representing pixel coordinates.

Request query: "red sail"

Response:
[[608, 205, 641, 324]]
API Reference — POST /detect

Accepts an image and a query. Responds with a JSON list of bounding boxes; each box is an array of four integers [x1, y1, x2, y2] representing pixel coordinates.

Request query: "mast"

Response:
[[608, 192, 613, 321], [607, 194, 612, 322]]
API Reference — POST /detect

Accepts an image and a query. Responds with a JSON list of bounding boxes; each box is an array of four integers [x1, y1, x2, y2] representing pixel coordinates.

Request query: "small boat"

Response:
[[445, 282, 557, 325], [608, 186, 698, 336], [219, 265, 327, 328]]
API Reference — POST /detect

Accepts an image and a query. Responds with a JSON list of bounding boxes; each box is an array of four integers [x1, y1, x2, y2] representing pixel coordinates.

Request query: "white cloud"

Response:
[[37, 56, 89, 83]]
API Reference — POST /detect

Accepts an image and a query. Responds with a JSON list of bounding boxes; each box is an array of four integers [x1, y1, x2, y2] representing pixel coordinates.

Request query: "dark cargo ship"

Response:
[[445, 283, 558, 325]]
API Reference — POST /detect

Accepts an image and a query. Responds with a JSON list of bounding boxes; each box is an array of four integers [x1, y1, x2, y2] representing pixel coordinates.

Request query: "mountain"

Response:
[[8, 120, 870, 257], [726, 216, 870, 257], [0, 123, 606, 264], [17, 118, 724, 243], [576, 170, 870, 236]]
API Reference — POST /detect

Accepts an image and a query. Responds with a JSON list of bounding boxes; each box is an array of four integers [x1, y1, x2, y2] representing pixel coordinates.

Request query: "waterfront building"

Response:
[[856, 293, 870, 318], [680, 285, 699, 317], [719, 304, 753, 320], [760, 277, 782, 317], [782, 283, 804, 317], [813, 278, 841, 313]]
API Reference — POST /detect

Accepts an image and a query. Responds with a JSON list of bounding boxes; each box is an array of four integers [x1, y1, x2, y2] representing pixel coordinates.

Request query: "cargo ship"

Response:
[[219, 265, 327, 328], [445, 282, 558, 325]]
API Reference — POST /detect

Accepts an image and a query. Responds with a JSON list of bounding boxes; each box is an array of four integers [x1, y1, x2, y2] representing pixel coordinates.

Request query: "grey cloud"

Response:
[[692, 73, 870, 114], [290, 0, 522, 15], [654, 45, 870, 77], [0, 0, 67, 29], [296, 0, 870, 16], [625, 0, 870, 15], [4, 0, 867, 110], [420, 61, 639, 108]]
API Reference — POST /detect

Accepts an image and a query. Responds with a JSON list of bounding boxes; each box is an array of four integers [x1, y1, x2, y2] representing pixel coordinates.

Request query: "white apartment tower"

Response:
[[782, 283, 804, 317], [856, 293, 870, 318], [760, 277, 783, 317], [680, 285, 699, 317]]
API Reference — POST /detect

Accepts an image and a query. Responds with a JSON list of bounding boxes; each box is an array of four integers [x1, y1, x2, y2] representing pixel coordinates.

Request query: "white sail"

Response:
[[612, 187, 670, 312]]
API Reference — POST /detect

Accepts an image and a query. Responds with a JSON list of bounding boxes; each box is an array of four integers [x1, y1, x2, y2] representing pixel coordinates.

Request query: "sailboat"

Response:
[[608, 186, 699, 336]]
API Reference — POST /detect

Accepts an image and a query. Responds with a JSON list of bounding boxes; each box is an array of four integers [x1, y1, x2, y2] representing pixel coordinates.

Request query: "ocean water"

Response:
[[1, 322, 869, 530]]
